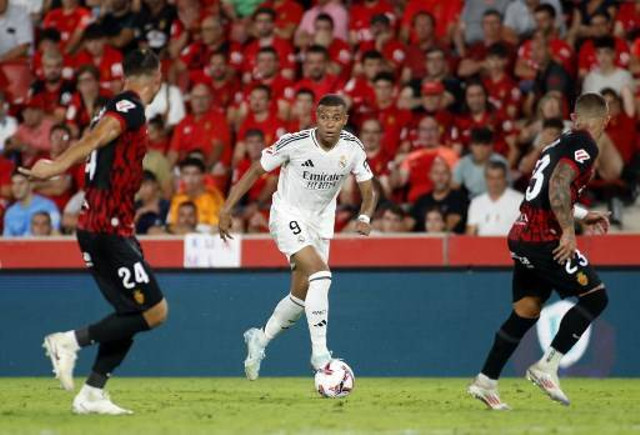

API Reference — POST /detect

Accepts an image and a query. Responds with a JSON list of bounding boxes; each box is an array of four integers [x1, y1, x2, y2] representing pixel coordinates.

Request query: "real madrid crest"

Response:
[[339, 155, 347, 168]]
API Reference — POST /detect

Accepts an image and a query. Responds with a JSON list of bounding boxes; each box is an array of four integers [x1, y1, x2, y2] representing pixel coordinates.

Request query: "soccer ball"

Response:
[[314, 359, 355, 398]]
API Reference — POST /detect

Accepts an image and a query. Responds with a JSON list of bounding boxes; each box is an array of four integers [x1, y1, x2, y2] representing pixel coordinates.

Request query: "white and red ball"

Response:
[[314, 359, 355, 398]]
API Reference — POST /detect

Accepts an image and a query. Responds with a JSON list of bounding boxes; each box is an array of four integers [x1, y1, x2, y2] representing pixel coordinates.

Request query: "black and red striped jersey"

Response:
[[509, 129, 598, 243], [78, 91, 148, 237]]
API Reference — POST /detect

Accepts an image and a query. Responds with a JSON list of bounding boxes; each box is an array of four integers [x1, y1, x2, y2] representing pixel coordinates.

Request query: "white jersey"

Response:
[[260, 128, 373, 238]]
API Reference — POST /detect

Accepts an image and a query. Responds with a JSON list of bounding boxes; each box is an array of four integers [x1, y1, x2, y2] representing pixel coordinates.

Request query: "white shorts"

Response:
[[269, 207, 330, 264]]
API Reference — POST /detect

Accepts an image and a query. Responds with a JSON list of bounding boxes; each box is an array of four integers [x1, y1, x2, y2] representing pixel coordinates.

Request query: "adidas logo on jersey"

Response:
[[302, 160, 315, 167]]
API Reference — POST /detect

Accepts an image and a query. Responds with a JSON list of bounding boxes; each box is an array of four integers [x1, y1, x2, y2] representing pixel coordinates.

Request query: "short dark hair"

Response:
[[534, 3, 556, 19], [600, 87, 620, 100], [542, 117, 565, 131], [296, 88, 316, 100], [179, 157, 206, 173], [306, 44, 329, 59], [257, 46, 278, 57], [412, 11, 435, 27], [123, 48, 160, 78], [483, 9, 502, 20], [487, 42, 509, 59], [245, 128, 265, 141], [362, 50, 384, 62], [371, 13, 391, 26], [76, 64, 100, 81], [591, 10, 611, 22], [383, 204, 405, 218], [40, 27, 61, 43], [253, 7, 276, 20], [251, 83, 272, 99], [50, 122, 72, 137], [373, 71, 395, 84], [594, 35, 615, 51], [142, 170, 158, 183], [83, 23, 105, 41], [316, 13, 334, 28], [178, 201, 197, 212], [575, 92, 608, 116], [470, 127, 494, 145], [317, 94, 347, 109], [486, 160, 508, 176], [31, 211, 52, 223], [148, 114, 165, 129]]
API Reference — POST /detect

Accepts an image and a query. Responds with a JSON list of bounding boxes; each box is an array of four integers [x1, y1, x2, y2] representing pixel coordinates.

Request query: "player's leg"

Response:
[[527, 258, 608, 406], [243, 269, 307, 380], [291, 245, 333, 370], [469, 257, 549, 410]]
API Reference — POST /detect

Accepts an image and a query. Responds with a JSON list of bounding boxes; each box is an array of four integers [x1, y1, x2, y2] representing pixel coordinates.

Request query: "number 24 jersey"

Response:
[[509, 129, 598, 243]]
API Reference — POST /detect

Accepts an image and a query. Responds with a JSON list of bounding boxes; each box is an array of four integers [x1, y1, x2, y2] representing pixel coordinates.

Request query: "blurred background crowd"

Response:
[[1, 0, 640, 238]]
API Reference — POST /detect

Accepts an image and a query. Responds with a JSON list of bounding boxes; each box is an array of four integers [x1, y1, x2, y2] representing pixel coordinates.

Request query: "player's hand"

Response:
[[18, 159, 59, 180], [218, 209, 234, 241], [553, 231, 577, 264], [355, 220, 371, 236], [582, 211, 611, 235]]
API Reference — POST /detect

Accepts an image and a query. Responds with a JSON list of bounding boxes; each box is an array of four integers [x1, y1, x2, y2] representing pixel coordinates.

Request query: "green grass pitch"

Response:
[[1, 378, 639, 434]]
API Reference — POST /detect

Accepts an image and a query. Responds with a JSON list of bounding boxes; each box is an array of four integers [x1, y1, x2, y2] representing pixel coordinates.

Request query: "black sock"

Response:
[[481, 311, 538, 380], [551, 289, 608, 354], [87, 338, 134, 389], [79, 312, 150, 346]]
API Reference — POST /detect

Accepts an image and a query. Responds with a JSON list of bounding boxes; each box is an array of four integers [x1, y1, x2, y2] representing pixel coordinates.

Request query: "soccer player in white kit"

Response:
[[218, 95, 377, 379]]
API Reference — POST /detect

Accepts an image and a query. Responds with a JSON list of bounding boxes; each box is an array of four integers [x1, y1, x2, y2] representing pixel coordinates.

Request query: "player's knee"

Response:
[[513, 297, 542, 319], [579, 287, 608, 317], [144, 299, 169, 328]]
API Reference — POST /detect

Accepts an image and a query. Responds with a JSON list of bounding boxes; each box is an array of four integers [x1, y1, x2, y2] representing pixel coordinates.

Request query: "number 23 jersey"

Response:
[[509, 129, 598, 243], [78, 91, 148, 236], [260, 128, 373, 239]]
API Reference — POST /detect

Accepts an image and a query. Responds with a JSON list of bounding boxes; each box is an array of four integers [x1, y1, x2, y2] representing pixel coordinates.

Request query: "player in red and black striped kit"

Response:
[[468, 94, 612, 410], [21, 49, 167, 415]]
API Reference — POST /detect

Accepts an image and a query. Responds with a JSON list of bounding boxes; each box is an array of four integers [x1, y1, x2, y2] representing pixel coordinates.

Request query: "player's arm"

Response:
[[548, 160, 578, 264], [218, 161, 267, 241], [19, 116, 123, 180], [355, 179, 377, 236]]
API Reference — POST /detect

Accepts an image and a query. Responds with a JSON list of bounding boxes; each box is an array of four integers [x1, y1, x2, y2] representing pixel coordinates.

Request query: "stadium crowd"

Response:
[[1, 0, 640, 238]]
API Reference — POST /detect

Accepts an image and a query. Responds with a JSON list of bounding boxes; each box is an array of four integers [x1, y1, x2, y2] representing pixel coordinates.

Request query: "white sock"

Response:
[[80, 383, 103, 396], [263, 294, 305, 343], [539, 347, 564, 372], [478, 373, 498, 388], [63, 330, 80, 351], [305, 271, 332, 357]]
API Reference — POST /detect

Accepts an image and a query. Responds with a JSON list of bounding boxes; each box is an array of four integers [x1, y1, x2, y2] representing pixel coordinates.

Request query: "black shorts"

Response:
[[508, 239, 603, 303], [77, 230, 164, 314]]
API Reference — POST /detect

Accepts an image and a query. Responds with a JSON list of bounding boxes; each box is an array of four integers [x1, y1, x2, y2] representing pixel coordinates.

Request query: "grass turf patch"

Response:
[[0, 378, 639, 434]]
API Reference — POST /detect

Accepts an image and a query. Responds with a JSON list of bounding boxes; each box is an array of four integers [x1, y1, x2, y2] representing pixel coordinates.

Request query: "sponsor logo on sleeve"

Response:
[[574, 149, 590, 163]]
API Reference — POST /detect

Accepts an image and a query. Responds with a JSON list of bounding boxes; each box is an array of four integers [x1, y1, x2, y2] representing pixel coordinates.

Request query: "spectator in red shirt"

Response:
[[0, 155, 15, 199], [368, 72, 412, 157], [400, 0, 462, 45], [232, 128, 278, 207], [43, 0, 92, 55], [243, 7, 296, 81], [399, 81, 454, 145], [297, 13, 353, 81], [401, 12, 442, 83], [452, 80, 516, 164], [73, 23, 124, 93], [32, 29, 75, 82], [168, 83, 232, 172], [173, 15, 243, 86], [234, 84, 287, 164], [259, 0, 304, 40], [30, 49, 75, 122], [348, 0, 394, 45], [357, 14, 406, 73], [5, 96, 54, 167], [65, 65, 112, 137], [343, 50, 383, 112], [602, 88, 638, 166], [614, 0, 640, 39], [458, 9, 514, 79], [32, 123, 82, 211], [578, 11, 630, 78], [190, 51, 242, 110], [286, 88, 316, 132], [246, 47, 295, 103], [293, 45, 341, 101], [483, 43, 522, 121], [515, 5, 575, 81]]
